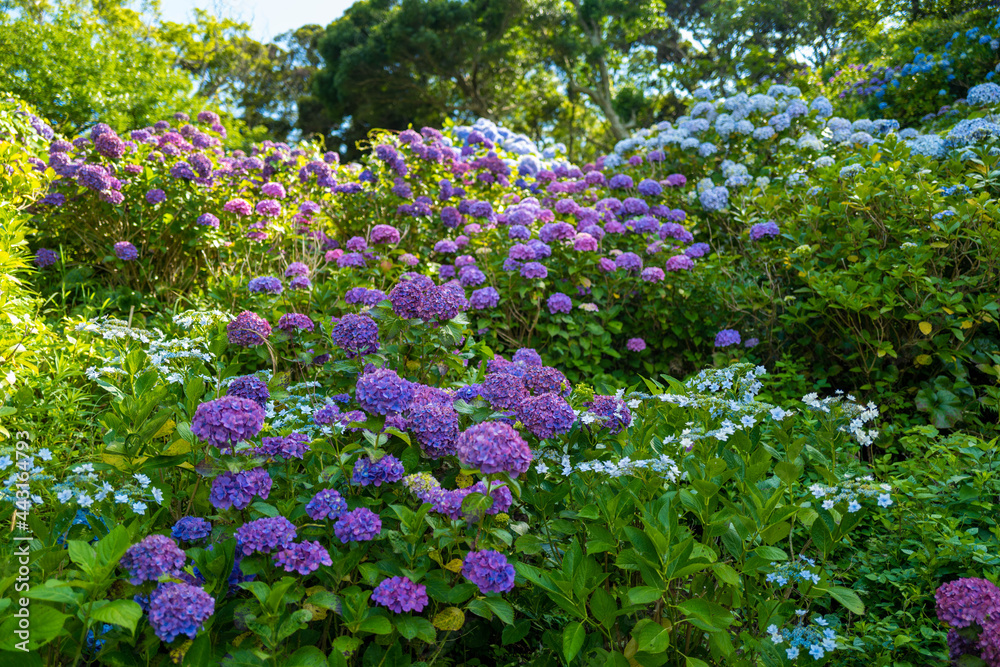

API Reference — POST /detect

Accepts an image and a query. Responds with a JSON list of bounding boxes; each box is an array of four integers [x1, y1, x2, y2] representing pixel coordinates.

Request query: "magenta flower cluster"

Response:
[[334, 507, 382, 543], [148, 583, 215, 642], [227, 311, 271, 347], [331, 313, 380, 357]]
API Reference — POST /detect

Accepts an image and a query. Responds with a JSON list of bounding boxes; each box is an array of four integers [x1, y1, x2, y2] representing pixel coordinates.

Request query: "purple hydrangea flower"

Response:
[[456, 421, 532, 477], [637, 179, 663, 197], [351, 454, 405, 487], [749, 221, 780, 241], [523, 366, 571, 396], [261, 182, 286, 198], [306, 489, 348, 521], [272, 541, 332, 575], [210, 468, 271, 510], [626, 337, 646, 352], [227, 311, 271, 347], [172, 517, 212, 543], [481, 373, 528, 411], [685, 243, 710, 258], [256, 199, 282, 217], [331, 313, 380, 357], [146, 188, 166, 204], [114, 241, 138, 261], [289, 276, 311, 290], [408, 403, 460, 458], [615, 252, 642, 272], [235, 517, 297, 556], [470, 286, 500, 310], [196, 213, 219, 227], [226, 375, 270, 407], [277, 313, 315, 334], [517, 393, 576, 440], [254, 433, 310, 460], [715, 329, 741, 347], [371, 224, 401, 244], [120, 535, 187, 584], [356, 369, 414, 415], [574, 234, 599, 252], [223, 198, 252, 216], [666, 173, 687, 187], [35, 248, 59, 268], [547, 293, 572, 314], [641, 267, 665, 282], [334, 507, 382, 543], [148, 583, 214, 642], [520, 262, 548, 279], [665, 255, 694, 272], [659, 222, 694, 244], [248, 276, 283, 294], [598, 257, 616, 273], [458, 265, 486, 287], [191, 396, 265, 451], [512, 348, 543, 367], [744, 337, 759, 348], [936, 578, 1000, 629], [586, 395, 632, 434], [284, 262, 309, 277], [389, 278, 429, 319], [462, 550, 516, 594], [417, 282, 468, 321], [372, 576, 429, 613], [609, 174, 634, 190]]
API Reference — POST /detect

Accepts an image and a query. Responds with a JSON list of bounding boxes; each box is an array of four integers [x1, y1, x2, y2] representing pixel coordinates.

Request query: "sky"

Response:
[[157, 0, 355, 41]]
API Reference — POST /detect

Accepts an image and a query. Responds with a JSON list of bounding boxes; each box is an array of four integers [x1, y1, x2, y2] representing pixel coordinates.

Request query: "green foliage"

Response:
[[0, 0, 195, 134]]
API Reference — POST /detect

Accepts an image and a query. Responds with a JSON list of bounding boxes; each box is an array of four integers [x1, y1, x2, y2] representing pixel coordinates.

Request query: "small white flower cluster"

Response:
[[534, 452, 683, 483], [802, 390, 880, 447], [809, 474, 893, 512], [85, 365, 128, 380], [75, 317, 162, 344], [147, 336, 216, 385], [172, 309, 231, 329], [686, 363, 767, 403]]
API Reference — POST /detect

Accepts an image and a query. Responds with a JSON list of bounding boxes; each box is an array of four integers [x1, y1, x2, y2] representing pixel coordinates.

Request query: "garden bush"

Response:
[[2, 18, 1000, 665]]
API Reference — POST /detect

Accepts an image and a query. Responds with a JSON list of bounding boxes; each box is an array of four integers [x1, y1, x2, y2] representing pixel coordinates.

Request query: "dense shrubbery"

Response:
[[1, 16, 999, 666]]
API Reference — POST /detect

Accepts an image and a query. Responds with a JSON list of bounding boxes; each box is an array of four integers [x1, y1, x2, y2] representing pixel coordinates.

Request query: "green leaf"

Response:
[[484, 597, 515, 625], [632, 619, 670, 653], [502, 619, 531, 645], [67, 541, 97, 575], [182, 633, 213, 667], [627, 586, 662, 605], [590, 588, 617, 629], [285, 646, 327, 667], [677, 598, 733, 633], [829, 586, 865, 614], [358, 616, 393, 635], [394, 616, 436, 643], [94, 525, 131, 569], [90, 599, 143, 635], [563, 621, 586, 662]]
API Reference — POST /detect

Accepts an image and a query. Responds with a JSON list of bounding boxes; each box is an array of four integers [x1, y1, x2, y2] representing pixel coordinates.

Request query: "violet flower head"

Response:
[[277, 312, 315, 334], [227, 311, 271, 347], [148, 583, 214, 643], [226, 375, 270, 407], [715, 329, 741, 348], [234, 516, 297, 557], [481, 373, 528, 411], [520, 262, 548, 279], [372, 576, 429, 613], [120, 534, 187, 584], [331, 313, 380, 358], [517, 392, 576, 440], [456, 421, 532, 477], [462, 550, 516, 594], [172, 517, 212, 543], [272, 541, 332, 575], [351, 454, 405, 487], [371, 224, 401, 244], [936, 578, 1000, 629], [356, 368, 414, 415], [749, 221, 780, 241], [586, 395, 632, 434], [665, 255, 694, 272], [35, 248, 59, 268], [114, 241, 138, 261], [470, 286, 500, 310], [408, 402, 460, 458], [334, 507, 382, 543], [191, 396, 265, 451], [284, 262, 310, 278], [547, 292, 572, 314], [306, 488, 348, 521], [248, 276, 283, 294]]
